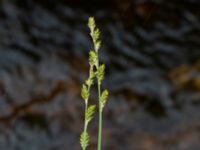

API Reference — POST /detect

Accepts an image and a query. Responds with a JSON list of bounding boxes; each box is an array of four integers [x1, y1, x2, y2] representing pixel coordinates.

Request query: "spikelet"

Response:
[[80, 132, 89, 150], [100, 90, 109, 111]]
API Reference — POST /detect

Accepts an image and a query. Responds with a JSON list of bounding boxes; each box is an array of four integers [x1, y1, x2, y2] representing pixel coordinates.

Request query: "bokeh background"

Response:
[[0, 0, 200, 149]]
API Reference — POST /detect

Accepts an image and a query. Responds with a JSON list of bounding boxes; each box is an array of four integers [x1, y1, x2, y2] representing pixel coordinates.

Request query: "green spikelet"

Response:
[[80, 132, 89, 150], [88, 17, 95, 34], [100, 90, 109, 111], [88, 17, 101, 52], [86, 105, 96, 124], [89, 51, 97, 66], [81, 84, 89, 101], [97, 64, 105, 84]]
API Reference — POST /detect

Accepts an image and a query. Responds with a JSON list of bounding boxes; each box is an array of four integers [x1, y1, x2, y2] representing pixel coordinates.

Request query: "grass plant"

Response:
[[80, 17, 109, 150]]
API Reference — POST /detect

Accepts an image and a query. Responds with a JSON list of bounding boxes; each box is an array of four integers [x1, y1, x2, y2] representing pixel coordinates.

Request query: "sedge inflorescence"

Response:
[[80, 17, 109, 150]]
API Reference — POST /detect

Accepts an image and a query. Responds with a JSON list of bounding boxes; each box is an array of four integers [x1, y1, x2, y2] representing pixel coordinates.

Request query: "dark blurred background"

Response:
[[0, 0, 200, 149]]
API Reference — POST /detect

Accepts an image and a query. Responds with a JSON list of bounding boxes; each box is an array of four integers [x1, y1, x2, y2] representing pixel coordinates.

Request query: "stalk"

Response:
[[98, 88, 102, 150], [98, 112, 102, 150], [97, 62, 102, 150], [83, 102, 88, 150]]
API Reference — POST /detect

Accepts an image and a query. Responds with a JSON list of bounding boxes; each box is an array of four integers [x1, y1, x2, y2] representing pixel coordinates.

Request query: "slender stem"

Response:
[[96, 49, 103, 150], [98, 112, 102, 150], [83, 101, 88, 150], [97, 82, 102, 150]]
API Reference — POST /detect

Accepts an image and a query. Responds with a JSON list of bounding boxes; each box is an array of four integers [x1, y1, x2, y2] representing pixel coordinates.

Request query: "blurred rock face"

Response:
[[0, 0, 200, 149]]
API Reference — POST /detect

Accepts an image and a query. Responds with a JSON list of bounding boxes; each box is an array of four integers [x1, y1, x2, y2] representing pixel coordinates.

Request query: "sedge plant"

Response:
[[80, 17, 109, 150]]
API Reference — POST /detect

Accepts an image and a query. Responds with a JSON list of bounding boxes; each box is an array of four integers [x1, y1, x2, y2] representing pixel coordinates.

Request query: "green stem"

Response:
[[97, 82, 102, 150], [83, 101, 88, 150], [96, 50, 103, 150]]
